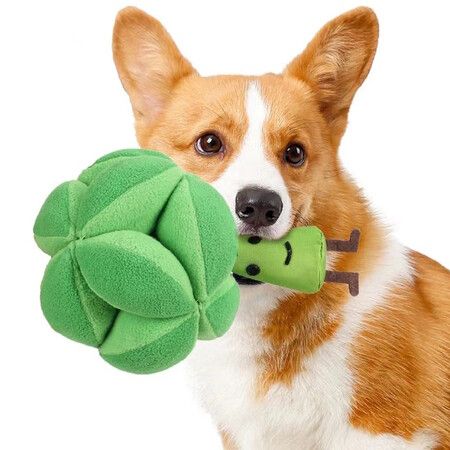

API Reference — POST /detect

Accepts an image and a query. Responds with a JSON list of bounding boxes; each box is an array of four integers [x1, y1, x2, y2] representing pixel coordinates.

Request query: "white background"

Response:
[[1, 1, 449, 449]]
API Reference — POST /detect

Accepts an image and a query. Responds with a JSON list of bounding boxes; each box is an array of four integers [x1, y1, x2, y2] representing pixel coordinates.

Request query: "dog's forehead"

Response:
[[178, 75, 248, 109], [175, 74, 314, 138], [197, 75, 315, 133]]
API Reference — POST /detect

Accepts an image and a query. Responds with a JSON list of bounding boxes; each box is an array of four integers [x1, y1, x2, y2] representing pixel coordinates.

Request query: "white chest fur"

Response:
[[188, 240, 437, 450]]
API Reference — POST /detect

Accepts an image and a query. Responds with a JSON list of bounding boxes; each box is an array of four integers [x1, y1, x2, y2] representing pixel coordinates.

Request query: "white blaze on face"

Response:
[[212, 81, 292, 239]]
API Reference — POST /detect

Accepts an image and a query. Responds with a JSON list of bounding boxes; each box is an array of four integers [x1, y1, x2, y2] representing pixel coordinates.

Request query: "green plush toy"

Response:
[[233, 227, 360, 296], [35, 149, 360, 374], [233, 227, 326, 293], [34, 149, 239, 374]]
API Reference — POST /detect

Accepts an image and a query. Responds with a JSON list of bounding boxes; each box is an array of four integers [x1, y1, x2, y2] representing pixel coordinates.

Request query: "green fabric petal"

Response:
[[76, 231, 196, 319], [34, 181, 87, 256], [76, 156, 178, 234], [41, 245, 116, 346], [78, 149, 170, 186], [81, 166, 182, 237], [100, 311, 198, 374]]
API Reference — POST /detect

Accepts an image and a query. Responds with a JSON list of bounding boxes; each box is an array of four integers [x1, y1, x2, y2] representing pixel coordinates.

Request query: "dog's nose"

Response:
[[235, 187, 283, 228]]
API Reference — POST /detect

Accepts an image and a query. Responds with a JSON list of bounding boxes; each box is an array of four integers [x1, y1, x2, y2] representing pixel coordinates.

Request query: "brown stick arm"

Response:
[[326, 229, 360, 253], [325, 271, 359, 296]]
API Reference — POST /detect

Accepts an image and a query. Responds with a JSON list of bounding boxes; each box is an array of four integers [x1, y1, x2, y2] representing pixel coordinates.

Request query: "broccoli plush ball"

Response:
[[34, 150, 239, 374]]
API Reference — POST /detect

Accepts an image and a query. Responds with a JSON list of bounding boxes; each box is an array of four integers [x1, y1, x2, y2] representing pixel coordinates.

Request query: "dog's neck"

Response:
[[312, 168, 388, 275]]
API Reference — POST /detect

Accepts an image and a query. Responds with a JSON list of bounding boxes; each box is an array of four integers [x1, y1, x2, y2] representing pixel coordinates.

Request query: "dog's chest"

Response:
[[188, 316, 264, 429], [188, 285, 350, 448]]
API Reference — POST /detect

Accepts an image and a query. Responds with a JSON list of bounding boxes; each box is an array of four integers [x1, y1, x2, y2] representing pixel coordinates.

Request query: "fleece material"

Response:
[[233, 226, 327, 294], [34, 149, 239, 374]]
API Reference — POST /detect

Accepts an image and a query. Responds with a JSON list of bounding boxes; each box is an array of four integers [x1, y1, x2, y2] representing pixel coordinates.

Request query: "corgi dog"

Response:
[[113, 6, 450, 449]]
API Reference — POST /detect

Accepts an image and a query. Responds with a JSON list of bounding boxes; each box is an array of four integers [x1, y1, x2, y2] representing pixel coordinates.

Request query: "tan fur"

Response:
[[350, 252, 450, 448], [113, 6, 450, 447], [220, 430, 238, 450]]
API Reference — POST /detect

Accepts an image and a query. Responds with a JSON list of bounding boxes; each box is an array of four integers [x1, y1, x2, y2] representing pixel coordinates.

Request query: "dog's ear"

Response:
[[284, 7, 378, 146], [113, 7, 197, 128]]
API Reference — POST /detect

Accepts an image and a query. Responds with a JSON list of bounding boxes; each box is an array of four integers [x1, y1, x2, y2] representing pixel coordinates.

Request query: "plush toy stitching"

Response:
[[69, 242, 104, 344], [184, 178, 208, 303]]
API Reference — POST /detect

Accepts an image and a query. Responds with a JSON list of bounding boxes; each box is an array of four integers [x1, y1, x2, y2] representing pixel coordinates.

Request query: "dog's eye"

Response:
[[195, 133, 224, 155], [284, 143, 306, 167]]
